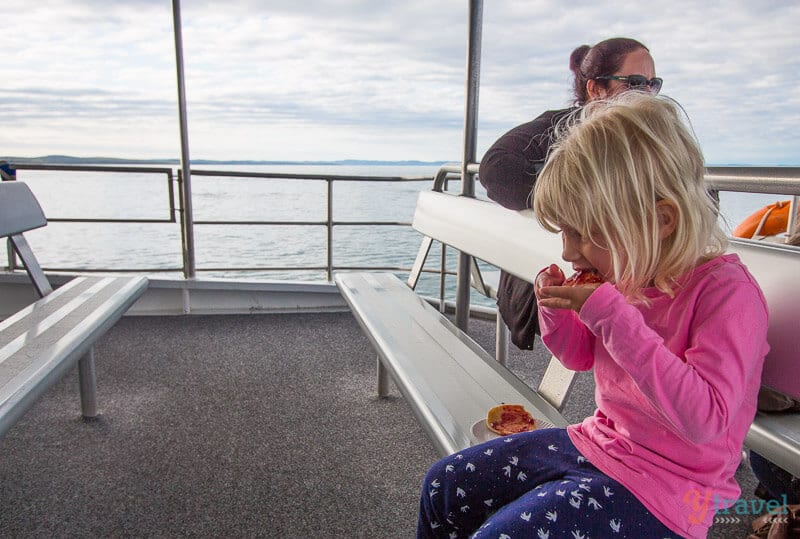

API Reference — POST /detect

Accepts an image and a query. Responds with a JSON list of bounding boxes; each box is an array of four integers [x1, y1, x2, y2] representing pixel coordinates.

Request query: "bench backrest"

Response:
[[412, 190, 800, 401], [413, 191, 562, 281], [728, 240, 800, 400], [0, 181, 47, 238], [1, 181, 53, 296]]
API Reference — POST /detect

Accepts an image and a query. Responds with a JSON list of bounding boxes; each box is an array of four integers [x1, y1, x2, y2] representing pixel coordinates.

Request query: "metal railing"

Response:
[[5, 162, 461, 282], [4, 163, 800, 286]]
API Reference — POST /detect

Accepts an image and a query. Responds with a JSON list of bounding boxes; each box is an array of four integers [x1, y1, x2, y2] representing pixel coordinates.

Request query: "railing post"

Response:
[[176, 169, 196, 280], [1, 162, 18, 271], [326, 178, 334, 281], [439, 244, 447, 313], [5, 240, 14, 272], [455, 0, 483, 332]]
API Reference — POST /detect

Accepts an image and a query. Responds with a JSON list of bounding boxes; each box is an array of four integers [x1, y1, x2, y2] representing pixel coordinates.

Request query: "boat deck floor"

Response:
[[0, 312, 760, 538]]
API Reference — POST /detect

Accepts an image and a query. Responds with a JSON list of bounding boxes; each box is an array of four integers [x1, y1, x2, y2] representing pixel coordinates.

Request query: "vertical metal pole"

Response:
[[172, 0, 196, 279], [455, 0, 483, 331], [439, 244, 447, 313], [788, 195, 799, 239], [326, 179, 334, 281], [78, 349, 98, 418], [2, 163, 18, 272], [377, 359, 390, 397]]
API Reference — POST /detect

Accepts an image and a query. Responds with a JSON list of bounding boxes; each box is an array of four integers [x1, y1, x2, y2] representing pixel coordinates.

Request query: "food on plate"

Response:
[[486, 404, 536, 435], [563, 269, 604, 287]]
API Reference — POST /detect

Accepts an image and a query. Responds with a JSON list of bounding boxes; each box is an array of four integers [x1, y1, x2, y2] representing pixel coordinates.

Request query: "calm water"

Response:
[[11, 164, 791, 305]]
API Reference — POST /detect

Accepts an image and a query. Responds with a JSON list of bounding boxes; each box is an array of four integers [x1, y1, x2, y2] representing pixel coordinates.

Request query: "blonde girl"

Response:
[[417, 93, 768, 539]]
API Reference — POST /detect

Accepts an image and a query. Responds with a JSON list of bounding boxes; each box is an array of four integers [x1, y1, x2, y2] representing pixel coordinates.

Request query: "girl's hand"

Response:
[[538, 282, 602, 313], [534, 264, 565, 299]]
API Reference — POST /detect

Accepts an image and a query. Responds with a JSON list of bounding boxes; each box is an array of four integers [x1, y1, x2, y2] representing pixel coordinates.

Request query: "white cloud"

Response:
[[2, 0, 798, 164]]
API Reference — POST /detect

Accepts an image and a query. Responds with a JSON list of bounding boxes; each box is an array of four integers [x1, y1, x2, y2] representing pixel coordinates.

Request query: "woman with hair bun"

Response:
[[479, 37, 662, 351]]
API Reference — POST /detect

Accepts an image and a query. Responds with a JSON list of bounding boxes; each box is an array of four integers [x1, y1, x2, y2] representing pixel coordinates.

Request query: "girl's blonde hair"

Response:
[[533, 92, 727, 299]]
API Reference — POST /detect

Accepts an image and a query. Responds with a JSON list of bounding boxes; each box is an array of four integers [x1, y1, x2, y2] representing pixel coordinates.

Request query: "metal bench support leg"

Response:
[[377, 356, 390, 397], [495, 312, 509, 366], [78, 348, 98, 418]]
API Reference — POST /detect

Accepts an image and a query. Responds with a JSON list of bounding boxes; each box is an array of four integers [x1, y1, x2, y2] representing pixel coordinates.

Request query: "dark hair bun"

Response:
[[570, 45, 591, 74]]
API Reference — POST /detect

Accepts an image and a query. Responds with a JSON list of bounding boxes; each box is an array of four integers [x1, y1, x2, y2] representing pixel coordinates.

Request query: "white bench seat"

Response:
[[1, 180, 148, 437], [336, 271, 566, 456], [1, 274, 147, 436]]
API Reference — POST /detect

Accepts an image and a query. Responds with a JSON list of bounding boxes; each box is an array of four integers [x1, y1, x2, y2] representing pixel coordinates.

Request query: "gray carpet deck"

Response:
[[0, 312, 759, 538]]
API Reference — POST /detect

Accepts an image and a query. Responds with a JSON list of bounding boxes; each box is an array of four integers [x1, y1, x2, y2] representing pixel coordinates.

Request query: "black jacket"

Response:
[[477, 107, 575, 349], [479, 108, 575, 210]]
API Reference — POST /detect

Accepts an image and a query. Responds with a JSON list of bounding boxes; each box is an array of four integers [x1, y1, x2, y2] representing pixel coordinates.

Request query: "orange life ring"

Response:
[[732, 200, 792, 239]]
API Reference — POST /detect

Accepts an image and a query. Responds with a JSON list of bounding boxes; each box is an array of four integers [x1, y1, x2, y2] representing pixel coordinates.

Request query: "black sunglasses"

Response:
[[595, 74, 663, 94]]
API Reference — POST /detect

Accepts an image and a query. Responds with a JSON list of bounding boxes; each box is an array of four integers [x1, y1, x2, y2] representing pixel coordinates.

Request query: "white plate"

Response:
[[470, 419, 501, 444], [470, 416, 557, 445]]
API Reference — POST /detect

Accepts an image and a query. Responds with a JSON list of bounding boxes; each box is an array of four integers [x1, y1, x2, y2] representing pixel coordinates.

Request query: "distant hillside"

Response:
[[1, 155, 449, 167]]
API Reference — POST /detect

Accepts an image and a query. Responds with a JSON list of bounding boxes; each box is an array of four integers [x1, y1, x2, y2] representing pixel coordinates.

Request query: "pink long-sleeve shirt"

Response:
[[539, 254, 768, 538]]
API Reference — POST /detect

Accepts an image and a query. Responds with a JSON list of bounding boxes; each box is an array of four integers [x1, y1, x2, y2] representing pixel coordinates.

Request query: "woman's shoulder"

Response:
[[499, 107, 576, 137], [528, 106, 576, 129]]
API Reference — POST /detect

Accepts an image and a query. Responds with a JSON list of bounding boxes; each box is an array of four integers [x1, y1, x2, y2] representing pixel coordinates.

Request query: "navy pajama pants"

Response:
[[417, 428, 680, 538]]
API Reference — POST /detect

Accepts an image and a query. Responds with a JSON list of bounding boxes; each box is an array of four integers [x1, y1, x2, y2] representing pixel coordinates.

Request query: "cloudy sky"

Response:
[[3, 0, 799, 165]]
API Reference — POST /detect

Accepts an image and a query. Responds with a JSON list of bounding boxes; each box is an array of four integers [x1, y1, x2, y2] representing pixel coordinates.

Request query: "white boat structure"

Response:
[[1, 2, 799, 538]]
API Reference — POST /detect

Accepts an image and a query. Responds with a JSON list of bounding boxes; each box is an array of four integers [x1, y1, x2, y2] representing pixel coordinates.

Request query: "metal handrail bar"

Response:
[[32, 264, 456, 277], [705, 166, 800, 195], [34, 267, 183, 274], [46, 218, 176, 224], [189, 168, 435, 182], [192, 220, 412, 226], [705, 167, 800, 238], [430, 164, 800, 193], [10, 163, 175, 174]]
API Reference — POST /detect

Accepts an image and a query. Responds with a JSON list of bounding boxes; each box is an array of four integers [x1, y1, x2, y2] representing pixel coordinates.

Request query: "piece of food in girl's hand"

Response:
[[563, 269, 604, 286], [486, 404, 536, 435]]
